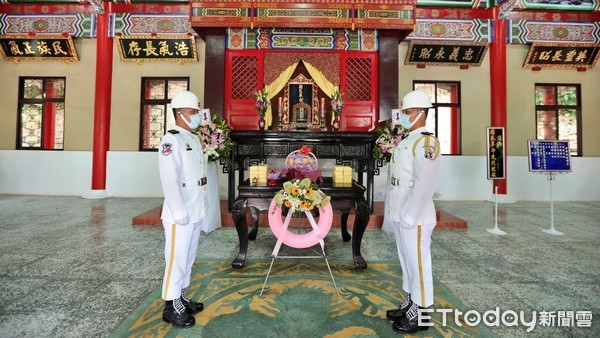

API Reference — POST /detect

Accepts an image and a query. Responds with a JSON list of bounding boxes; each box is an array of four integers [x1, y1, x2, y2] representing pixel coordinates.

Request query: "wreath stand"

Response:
[[260, 197, 340, 297]]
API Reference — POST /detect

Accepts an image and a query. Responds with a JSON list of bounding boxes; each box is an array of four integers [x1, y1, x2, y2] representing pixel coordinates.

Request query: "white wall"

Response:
[[1, 150, 598, 201]]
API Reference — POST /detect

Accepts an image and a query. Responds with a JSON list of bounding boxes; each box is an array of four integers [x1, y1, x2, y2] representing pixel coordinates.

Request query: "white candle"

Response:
[[278, 97, 283, 112]]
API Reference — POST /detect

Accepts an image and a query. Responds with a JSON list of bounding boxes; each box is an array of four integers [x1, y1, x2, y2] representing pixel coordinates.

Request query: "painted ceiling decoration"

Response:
[[0, 0, 598, 45], [190, 0, 415, 31], [406, 18, 490, 42], [509, 21, 600, 44], [226, 27, 378, 51]]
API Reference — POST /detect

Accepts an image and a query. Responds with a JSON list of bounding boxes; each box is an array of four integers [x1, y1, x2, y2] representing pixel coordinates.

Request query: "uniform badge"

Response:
[[161, 143, 173, 156], [424, 145, 437, 159]]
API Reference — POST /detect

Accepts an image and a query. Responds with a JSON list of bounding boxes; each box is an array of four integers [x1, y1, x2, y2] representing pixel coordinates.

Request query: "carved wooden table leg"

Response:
[[352, 198, 369, 269], [340, 211, 352, 242], [231, 198, 248, 269], [248, 206, 260, 241]]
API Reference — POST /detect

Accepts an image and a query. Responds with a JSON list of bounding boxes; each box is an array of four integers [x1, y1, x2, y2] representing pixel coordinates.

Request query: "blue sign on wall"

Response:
[[528, 140, 572, 172]]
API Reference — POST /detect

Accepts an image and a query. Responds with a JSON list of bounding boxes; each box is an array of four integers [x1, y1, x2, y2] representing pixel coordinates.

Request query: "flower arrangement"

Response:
[[274, 178, 331, 213], [196, 114, 234, 162], [255, 88, 270, 117], [330, 90, 344, 117], [373, 121, 410, 164]]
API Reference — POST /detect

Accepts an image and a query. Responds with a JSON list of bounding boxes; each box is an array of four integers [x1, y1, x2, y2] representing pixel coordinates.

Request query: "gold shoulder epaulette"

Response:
[[412, 135, 440, 160]]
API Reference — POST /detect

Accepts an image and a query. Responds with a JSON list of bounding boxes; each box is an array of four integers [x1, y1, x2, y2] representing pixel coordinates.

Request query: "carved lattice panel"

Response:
[[231, 56, 258, 100], [345, 57, 372, 102]]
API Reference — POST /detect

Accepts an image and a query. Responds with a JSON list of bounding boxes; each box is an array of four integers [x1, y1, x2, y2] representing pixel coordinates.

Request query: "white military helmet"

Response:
[[171, 90, 200, 110], [401, 90, 433, 110]]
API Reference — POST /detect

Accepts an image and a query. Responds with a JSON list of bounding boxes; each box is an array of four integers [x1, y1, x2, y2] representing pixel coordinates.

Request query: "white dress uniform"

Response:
[[158, 125, 208, 301], [387, 126, 441, 308]]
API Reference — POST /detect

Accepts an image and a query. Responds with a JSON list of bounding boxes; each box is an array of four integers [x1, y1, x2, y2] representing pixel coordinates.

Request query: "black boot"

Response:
[[392, 304, 430, 333], [163, 298, 195, 328], [386, 293, 412, 321], [181, 290, 204, 314]]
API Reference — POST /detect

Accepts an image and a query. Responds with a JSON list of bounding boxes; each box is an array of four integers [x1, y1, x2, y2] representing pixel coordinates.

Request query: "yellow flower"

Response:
[[300, 201, 307, 209], [284, 200, 292, 208], [305, 188, 313, 197], [291, 186, 299, 196], [308, 203, 315, 210]]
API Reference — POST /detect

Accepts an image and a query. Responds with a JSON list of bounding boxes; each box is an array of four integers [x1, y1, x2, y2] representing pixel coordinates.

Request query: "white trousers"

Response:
[[162, 219, 203, 300], [393, 222, 435, 307]]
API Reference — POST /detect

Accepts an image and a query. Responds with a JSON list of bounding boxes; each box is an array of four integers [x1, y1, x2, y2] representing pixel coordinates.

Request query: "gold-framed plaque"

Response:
[[405, 40, 488, 67], [115, 35, 198, 64], [523, 42, 600, 69], [0, 35, 79, 63]]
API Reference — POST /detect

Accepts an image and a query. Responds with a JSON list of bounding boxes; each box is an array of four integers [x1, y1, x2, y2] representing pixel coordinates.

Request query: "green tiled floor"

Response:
[[0, 196, 598, 337]]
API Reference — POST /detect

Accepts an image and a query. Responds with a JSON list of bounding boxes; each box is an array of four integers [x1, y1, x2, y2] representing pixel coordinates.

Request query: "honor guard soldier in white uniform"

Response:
[[158, 90, 208, 328], [385, 90, 441, 333]]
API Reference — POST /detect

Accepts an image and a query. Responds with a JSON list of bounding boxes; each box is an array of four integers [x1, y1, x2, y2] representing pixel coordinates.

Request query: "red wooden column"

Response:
[[43, 79, 57, 149], [490, 7, 507, 195], [88, 2, 113, 197]]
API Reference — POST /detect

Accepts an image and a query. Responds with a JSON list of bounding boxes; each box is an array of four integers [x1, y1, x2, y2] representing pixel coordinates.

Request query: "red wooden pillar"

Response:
[[43, 79, 56, 149], [89, 2, 113, 195], [490, 7, 507, 195], [450, 86, 459, 154]]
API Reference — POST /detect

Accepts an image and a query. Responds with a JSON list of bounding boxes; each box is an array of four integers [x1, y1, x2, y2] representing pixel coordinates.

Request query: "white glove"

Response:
[[174, 216, 190, 225]]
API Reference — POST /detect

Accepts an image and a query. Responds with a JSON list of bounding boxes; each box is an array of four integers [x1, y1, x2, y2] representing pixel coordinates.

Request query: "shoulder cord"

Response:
[[412, 135, 441, 160]]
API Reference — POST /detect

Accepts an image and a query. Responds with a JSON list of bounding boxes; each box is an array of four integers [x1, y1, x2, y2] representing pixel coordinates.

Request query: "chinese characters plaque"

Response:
[[524, 43, 600, 69], [0, 35, 79, 63], [487, 127, 505, 180], [405, 41, 488, 67], [115, 35, 198, 64], [528, 140, 572, 172]]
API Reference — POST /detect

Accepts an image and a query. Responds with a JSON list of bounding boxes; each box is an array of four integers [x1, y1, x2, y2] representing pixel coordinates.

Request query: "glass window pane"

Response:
[[54, 103, 65, 149], [558, 109, 578, 154], [535, 85, 555, 106], [168, 80, 189, 99], [557, 86, 577, 106], [23, 79, 43, 99], [414, 83, 435, 102], [46, 79, 65, 99], [141, 105, 166, 149], [21, 104, 42, 147], [436, 83, 459, 104], [536, 110, 557, 140], [425, 108, 435, 134], [436, 107, 459, 154], [145, 80, 165, 100]]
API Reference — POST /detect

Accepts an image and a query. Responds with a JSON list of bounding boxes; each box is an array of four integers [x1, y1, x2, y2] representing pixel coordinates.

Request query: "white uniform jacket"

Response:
[[158, 126, 208, 223], [387, 126, 441, 228]]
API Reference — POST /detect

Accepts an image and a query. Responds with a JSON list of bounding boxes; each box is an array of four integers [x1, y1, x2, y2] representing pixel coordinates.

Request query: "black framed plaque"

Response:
[[115, 35, 198, 64], [0, 35, 79, 63], [487, 127, 505, 180], [523, 42, 600, 69], [405, 40, 488, 67]]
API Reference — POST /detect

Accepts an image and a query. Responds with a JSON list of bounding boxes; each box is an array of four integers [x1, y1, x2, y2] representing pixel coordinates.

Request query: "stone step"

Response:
[[132, 201, 467, 229]]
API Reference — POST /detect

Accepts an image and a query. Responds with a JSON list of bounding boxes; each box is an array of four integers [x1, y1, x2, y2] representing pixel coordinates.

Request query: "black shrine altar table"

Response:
[[231, 178, 370, 269], [228, 130, 378, 212]]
